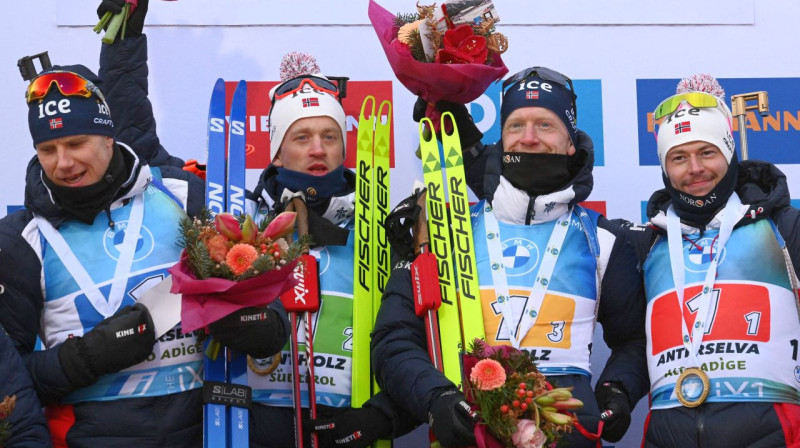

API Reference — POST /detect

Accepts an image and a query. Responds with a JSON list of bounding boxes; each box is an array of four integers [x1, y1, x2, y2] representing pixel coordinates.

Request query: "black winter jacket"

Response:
[[624, 160, 800, 447], [372, 131, 650, 447]]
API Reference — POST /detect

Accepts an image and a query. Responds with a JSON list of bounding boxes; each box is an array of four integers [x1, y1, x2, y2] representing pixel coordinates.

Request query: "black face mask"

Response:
[[501, 152, 574, 196], [664, 153, 739, 228], [42, 144, 131, 225]]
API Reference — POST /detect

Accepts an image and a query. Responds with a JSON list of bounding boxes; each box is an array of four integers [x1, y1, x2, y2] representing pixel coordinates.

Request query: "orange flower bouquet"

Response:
[[169, 210, 308, 336], [461, 340, 583, 448]]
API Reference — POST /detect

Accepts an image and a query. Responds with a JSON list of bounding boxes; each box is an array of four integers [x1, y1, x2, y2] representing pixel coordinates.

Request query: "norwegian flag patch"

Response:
[[302, 97, 320, 108], [674, 121, 691, 134], [526, 91, 539, 100], [49, 118, 63, 129]]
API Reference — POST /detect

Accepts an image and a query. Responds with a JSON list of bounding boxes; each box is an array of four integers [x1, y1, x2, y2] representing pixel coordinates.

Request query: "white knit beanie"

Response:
[[656, 74, 735, 172], [268, 52, 346, 162]]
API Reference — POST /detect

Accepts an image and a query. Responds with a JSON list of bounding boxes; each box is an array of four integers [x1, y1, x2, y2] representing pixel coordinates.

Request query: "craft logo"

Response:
[[103, 221, 155, 262], [637, 77, 800, 165], [470, 79, 605, 165], [500, 238, 540, 276], [224, 81, 394, 169]]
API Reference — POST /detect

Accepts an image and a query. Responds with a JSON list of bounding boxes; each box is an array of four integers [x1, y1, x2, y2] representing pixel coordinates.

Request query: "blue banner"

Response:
[[637, 78, 800, 165]]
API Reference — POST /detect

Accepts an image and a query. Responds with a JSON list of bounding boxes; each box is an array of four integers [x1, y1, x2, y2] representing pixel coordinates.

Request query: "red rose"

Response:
[[435, 24, 488, 64]]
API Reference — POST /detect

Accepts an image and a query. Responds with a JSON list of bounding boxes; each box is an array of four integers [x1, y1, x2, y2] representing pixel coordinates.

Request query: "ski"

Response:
[[418, 118, 462, 388], [372, 100, 392, 448], [440, 112, 484, 346], [203, 78, 228, 448], [352, 96, 376, 409], [225, 80, 250, 448]]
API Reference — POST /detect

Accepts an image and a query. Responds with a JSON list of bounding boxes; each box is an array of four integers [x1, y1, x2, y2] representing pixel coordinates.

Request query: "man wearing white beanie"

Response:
[[245, 52, 413, 448], [623, 74, 800, 446]]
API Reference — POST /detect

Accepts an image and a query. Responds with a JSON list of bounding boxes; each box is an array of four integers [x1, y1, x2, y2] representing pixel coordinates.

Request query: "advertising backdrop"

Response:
[[2, 1, 799, 446]]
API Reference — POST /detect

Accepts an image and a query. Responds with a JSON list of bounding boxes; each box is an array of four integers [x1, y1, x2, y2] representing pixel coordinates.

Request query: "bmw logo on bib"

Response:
[[103, 221, 155, 262], [501, 238, 540, 276], [685, 237, 727, 274]]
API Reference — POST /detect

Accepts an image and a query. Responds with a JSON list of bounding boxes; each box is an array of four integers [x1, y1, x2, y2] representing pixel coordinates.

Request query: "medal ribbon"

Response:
[[35, 193, 145, 318], [665, 192, 743, 366], [484, 204, 571, 349]]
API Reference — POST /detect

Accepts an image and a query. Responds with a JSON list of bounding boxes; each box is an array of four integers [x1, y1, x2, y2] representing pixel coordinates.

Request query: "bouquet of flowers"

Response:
[[463, 340, 583, 448], [368, 0, 509, 127], [169, 210, 308, 347], [94, 0, 178, 44], [0, 395, 15, 448]]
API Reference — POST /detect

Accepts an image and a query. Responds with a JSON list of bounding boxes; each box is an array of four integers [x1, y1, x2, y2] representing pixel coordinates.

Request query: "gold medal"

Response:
[[247, 354, 280, 376], [675, 367, 710, 408]]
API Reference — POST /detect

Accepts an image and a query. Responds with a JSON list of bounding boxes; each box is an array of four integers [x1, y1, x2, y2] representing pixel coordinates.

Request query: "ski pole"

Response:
[[730, 91, 769, 161], [410, 190, 444, 371], [281, 198, 321, 448]]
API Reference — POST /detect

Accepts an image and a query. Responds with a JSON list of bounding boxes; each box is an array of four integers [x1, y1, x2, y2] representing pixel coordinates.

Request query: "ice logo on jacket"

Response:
[[501, 238, 540, 276], [103, 221, 155, 262], [685, 237, 727, 273]]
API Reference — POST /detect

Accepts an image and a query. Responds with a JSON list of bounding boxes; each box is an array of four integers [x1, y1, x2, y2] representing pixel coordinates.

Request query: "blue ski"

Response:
[[225, 80, 249, 448], [203, 78, 228, 448]]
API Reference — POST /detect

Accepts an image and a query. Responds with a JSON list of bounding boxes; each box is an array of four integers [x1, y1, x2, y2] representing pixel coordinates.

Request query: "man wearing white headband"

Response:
[[624, 74, 800, 446]]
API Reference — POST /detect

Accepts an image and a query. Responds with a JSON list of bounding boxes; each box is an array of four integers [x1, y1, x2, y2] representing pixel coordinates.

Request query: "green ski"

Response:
[[352, 96, 376, 409], [418, 117, 463, 388], [441, 112, 484, 345]]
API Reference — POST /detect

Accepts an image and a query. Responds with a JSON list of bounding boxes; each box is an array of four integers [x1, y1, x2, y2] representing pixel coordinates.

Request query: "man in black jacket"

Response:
[[373, 66, 649, 447], [624, 76, 800, 446]]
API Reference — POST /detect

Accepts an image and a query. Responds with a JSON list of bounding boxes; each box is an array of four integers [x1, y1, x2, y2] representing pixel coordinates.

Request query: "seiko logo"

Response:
[[679, 193, 716, 208]]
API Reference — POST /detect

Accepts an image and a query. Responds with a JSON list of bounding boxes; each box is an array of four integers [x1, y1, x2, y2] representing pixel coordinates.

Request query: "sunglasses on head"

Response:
[[502, 66, 575, 94], [502, 66, 577, 120], [26, 71, 106, 104], [653, 91, 721, 121], [271, 75, 339, 102]]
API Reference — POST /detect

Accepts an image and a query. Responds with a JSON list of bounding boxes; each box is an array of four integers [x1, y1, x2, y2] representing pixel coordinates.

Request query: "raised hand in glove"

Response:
[[97, 0, 149, 37], [413, 97, 484, 149], [59, 303, 155, 388], [428, 389, 478, 448], [595, 381, 632, 443], [209, 305, 288, 359], [306, 406, 392, 448]]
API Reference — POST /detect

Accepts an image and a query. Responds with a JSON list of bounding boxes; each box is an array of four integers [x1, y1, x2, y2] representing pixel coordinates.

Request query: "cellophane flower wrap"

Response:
[[368, 0, 509, 125], [169, 210, 308, 334], [462, 339, 583, 448]]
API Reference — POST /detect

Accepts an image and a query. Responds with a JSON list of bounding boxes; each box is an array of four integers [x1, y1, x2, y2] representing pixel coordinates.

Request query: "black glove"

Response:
[[595, 381, 632, 443], [208, 306, 287, 359], [97, 0, 149, 37], [428, 389, 478, 448], [59, 303, 155, 388], [306, 406, 392, 448], [413, 97, 484, 149]]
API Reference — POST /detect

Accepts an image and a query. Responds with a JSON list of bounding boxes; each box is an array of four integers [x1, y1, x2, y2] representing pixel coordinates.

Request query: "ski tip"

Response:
[[359, 96, 377, 121], [418, 118, 435, 143], [377, 100, 392, 122], [441, 111, 459, 138]]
